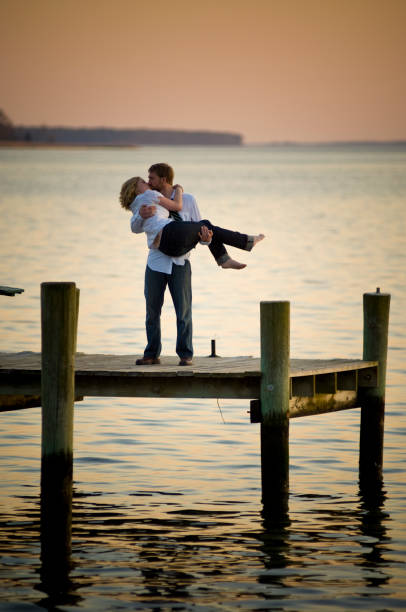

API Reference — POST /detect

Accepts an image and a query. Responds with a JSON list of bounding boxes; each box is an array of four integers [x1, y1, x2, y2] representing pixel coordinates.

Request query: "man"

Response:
[[131, 162, 211, 366]]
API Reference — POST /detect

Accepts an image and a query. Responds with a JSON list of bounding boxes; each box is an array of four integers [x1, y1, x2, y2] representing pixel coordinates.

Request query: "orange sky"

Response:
[[1, 0, 405, 142]]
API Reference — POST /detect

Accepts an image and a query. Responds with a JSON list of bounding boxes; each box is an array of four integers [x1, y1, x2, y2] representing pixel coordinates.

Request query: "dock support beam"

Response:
[[40, 282, 79, 587], [260, 301, 290, 511], [359, 289, 390, 488]]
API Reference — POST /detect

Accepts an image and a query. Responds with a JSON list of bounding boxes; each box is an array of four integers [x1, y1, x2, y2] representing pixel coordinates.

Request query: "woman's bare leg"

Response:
[[219, 234, 265, 269], [253, 234, 265, 247], [220, 258, 247, 270]]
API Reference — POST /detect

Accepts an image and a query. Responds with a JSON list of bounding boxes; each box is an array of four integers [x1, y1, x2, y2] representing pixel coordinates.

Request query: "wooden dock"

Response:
[[0, 352, 378, 419], [0, 282, 391, 519], [0, 285, 24, 296]]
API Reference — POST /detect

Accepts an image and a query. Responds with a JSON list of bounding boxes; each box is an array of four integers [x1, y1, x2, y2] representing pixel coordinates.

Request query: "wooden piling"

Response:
[[74, 287, 80, 354], [260, 301, 290, 508], [41, 282, 78, 462], [40, 282, 78, 571], [359, 289, 390, 487]]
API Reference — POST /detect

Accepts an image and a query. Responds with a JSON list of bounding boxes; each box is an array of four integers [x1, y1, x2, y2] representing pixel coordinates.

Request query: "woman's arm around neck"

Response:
[[157, 185, 183, 212]]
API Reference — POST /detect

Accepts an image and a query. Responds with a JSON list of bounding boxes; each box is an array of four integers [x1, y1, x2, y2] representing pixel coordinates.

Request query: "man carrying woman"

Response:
[[121, 163, 264, 366]]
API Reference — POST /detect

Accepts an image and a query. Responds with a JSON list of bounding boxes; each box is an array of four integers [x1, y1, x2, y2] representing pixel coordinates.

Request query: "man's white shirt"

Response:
[[130, 192, 202, 274]]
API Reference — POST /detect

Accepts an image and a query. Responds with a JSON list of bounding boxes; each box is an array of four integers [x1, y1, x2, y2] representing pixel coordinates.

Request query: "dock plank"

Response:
[[0, 352, 378, 410], [0, 352, 377, 378], [0, 285, 24, 296]]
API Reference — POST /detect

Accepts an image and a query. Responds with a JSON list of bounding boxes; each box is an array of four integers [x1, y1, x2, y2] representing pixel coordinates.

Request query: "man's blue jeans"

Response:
[[144, 261, 193, 359]]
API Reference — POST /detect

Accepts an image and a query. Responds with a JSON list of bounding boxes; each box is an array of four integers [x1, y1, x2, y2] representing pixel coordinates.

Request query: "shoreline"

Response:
[[2, 141, 406, 151], [0, 141, 139, 149]]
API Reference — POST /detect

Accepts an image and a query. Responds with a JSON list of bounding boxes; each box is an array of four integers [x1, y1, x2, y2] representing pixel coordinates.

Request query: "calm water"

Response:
[[0, 145, 405, 610]]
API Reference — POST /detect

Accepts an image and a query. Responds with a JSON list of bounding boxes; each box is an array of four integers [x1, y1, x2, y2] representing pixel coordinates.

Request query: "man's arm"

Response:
[[183, 193, 212, 244]]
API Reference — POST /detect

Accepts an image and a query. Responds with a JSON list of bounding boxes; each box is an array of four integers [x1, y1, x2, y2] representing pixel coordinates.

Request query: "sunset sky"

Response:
[[1, 0, 405, 143]]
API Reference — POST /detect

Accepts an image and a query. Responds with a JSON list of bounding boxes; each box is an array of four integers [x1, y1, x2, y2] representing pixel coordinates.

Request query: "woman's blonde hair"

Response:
[[119, 176, 142, 210]]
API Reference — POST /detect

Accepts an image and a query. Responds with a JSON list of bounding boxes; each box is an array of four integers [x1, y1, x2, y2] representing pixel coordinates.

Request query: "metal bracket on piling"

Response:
[[249, 399, 262, 423]]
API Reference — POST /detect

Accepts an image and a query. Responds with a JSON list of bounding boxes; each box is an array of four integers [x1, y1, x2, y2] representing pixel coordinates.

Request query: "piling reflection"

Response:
[[37, 456, 81, 609], [358, 475, 390, 589], [259, 422, 291, 587], [251, 495, 291, 597]]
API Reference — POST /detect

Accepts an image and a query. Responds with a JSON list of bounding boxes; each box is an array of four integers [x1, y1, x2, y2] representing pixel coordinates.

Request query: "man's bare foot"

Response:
[[221, 258, 247, 270], [253, 234, 265, 247]]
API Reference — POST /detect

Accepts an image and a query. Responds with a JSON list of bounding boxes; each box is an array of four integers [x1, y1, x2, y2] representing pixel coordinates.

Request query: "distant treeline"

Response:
[[14, 126, 243, 146], [0, 109, 15, 140], [0, 109, 242, 145]]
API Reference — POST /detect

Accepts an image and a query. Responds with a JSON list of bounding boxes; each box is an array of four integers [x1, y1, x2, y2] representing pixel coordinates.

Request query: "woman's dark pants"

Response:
[[159, 220, 250, 263]]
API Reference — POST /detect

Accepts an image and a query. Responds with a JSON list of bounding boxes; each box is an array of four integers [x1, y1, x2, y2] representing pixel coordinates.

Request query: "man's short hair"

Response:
[[148, 163, 174, 185]]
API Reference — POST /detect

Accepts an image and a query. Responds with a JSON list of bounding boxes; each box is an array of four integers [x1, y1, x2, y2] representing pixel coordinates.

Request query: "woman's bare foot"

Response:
[[253, 234, 265, 247], [221, 258, 247, 270]]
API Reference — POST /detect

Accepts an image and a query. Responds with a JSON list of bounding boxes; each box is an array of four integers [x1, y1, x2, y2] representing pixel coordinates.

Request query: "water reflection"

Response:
[[358, 476, 390, 589], [36, 457, 82, 609], [257, 500, 291, 590], [0, 477, 395, 610]]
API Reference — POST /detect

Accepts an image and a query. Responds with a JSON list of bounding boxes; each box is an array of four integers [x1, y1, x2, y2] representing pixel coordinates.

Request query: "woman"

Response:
[[120, 176, 264, 269]]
